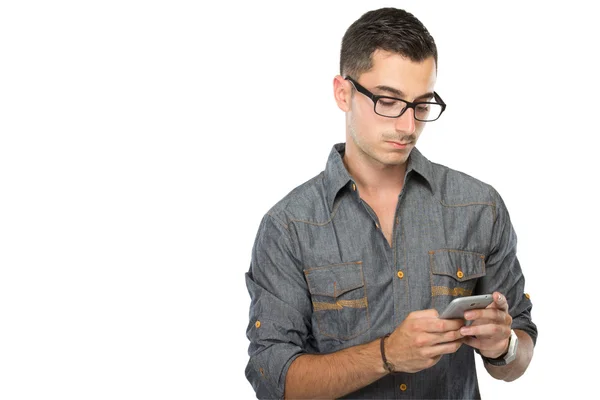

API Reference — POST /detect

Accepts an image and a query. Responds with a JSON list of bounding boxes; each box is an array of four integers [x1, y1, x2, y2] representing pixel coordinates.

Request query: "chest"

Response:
[[362, 197, 398, 246]]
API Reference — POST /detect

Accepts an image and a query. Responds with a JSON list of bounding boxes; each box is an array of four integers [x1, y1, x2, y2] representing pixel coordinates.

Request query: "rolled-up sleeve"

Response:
[[245, 213, 312, 399], [477, 187, 538, 345]]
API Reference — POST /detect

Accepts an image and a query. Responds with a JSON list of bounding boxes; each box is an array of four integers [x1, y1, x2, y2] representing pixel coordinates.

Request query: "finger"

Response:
[[463, 335, 509, 357], [464, 308, 511, 325], [431, 329, 465, 345], [428, 338, 465, 356], [408, 309, 441, 319], [462, 335, 481, 349], [460, 322, 510, 339], [424, 318, 465, 333]]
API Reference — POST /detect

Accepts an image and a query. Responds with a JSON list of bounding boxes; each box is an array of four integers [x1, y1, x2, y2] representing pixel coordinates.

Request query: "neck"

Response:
[[342, 145, 407, 198]]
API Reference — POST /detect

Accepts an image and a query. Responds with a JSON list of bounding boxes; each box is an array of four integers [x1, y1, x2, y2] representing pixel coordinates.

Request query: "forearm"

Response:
[[484, 329, 534, 382], [284, 338, 387, 399]]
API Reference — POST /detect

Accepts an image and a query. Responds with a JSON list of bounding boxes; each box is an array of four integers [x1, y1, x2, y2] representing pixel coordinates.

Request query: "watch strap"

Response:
[[480, 329, 518, 366]]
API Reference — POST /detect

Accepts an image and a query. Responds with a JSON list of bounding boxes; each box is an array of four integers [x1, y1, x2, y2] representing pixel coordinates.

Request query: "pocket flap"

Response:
[[304, 262, 364, 298], [430, 250, 485, 282]]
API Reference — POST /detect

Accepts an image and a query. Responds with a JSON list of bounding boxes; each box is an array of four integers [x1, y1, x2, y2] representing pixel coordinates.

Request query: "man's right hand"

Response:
[[384, 309, 465, 373]]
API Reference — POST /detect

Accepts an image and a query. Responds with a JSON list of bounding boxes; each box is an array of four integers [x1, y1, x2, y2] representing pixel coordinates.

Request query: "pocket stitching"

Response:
[[304, 261, 370, 340]]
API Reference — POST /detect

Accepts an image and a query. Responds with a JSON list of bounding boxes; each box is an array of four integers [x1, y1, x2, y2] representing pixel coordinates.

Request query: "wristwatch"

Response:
[[481, 329, 519, 366]]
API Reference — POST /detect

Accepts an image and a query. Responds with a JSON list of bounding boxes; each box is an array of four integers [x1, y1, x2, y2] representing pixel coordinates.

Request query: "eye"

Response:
[[379, 99, 400, 107]]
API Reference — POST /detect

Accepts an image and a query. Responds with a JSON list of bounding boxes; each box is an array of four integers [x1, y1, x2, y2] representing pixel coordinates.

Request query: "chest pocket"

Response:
[[429, 249, 486, 311], [304, 261, 370, 340]]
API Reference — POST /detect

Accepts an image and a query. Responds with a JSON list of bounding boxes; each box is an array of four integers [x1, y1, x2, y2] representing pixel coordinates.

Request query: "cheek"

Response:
[[414, 122, 426, 137]]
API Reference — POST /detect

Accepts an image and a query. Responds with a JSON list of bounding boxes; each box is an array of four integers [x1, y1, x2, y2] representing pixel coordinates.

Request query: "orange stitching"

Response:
[[289, 195, 346, 226], [429, 248, 486, 257], [431, 286, 473, 297]]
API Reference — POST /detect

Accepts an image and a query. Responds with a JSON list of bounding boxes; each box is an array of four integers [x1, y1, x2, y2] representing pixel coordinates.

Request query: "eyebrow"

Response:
[[374, 85, 434, 101]]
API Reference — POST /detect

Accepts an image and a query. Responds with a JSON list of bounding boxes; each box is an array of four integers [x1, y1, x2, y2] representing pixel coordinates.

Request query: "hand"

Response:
[[385, 309, 465, 373], [460, 292, 512, 359]]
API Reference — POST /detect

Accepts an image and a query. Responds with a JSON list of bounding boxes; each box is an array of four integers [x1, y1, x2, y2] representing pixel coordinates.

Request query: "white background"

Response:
[[1, 1, 598, 399]]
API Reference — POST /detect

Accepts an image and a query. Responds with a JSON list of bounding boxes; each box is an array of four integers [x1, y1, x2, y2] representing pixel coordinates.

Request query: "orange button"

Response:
[[400, 383, 407, 391], [259, 367, 265, 376], [525, 293, 531, 300], [456, 271, 464, 279], [397, 271, 404, 279], [255, 321, 261, 328]]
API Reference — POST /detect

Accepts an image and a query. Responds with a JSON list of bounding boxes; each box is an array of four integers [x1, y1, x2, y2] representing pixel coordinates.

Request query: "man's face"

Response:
[[345, 50, 437, 167]]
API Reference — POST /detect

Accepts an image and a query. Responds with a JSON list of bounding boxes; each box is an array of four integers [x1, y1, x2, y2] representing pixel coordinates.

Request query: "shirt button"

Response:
[[397, 271, 404, 279], [375, 222, 380, 229], [400, 383, 407, 391], [525, 293, 531, 300], [456, 270, 464, 279], [255, 320, 261, 328], [352, 183, 356, 191]]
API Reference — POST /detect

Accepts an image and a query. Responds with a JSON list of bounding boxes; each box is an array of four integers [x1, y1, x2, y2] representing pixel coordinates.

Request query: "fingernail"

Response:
[[464, 312, 473, 319], [460, 327, 469, 335]]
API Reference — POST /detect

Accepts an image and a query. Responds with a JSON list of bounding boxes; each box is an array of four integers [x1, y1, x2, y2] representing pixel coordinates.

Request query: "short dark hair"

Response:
[[340, 8, 438, 78]]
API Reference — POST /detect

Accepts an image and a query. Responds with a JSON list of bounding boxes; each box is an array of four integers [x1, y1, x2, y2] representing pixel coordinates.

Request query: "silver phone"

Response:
[[439, 294, 493, 319]]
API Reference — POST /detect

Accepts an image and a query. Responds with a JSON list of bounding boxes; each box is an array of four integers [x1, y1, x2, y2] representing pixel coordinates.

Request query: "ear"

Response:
[[333, 75, 352, 112]]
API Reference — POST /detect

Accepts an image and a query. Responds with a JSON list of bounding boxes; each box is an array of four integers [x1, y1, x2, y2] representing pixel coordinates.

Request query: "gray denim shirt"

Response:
[[245, 143, 537, 399]]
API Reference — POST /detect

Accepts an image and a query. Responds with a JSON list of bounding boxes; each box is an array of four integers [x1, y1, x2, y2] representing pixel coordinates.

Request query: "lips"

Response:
[[386, 141, 412, 148]]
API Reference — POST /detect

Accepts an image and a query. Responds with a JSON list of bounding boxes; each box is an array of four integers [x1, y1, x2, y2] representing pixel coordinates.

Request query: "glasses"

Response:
[[345, 76, 446, 122]]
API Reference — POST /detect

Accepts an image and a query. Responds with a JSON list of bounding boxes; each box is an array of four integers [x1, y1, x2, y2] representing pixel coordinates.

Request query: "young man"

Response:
[[245, 7, 537, 399]]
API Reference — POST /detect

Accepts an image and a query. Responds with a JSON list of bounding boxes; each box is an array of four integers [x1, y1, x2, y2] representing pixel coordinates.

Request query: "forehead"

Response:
[[359, 50, 437, 98]]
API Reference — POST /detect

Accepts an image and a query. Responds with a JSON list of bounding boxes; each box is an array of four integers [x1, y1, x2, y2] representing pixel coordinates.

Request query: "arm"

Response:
[[461, 293, 534, 382], [246, 214, 466, 399], [462, 188, 537, 381], [285, 310, 465, 399], [245, 214, 312, 399], [483, 328, 534, 382], [284, 339, 386, 399]]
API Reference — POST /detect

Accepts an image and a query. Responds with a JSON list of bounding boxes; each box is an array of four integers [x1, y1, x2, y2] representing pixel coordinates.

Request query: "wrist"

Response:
[[380, 334, 398, 374], [480, 329, 519, 366], [481, 337, 510, 359]]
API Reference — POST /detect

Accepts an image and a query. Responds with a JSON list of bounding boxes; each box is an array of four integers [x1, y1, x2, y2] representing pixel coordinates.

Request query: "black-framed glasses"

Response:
[[345, 76, 446, 122]]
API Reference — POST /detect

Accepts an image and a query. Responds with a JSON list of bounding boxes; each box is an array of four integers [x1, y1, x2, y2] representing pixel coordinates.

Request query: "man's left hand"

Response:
[[459, 292, 512, 359]]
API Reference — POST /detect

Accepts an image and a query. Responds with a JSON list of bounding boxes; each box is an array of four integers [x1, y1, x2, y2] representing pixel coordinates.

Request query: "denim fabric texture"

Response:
[[245, 143, 537, 399]]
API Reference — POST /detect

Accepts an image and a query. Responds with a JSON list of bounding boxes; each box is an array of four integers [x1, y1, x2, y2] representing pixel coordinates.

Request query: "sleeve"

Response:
[[245, 213, 313, 399], [476, 187, 538, 345]]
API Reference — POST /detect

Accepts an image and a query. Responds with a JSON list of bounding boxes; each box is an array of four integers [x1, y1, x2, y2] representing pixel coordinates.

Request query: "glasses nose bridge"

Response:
[[396, 100, 413, 119]]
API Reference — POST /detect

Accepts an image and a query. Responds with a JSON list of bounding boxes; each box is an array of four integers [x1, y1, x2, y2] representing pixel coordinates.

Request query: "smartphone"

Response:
[[439, 294, 493, 319]]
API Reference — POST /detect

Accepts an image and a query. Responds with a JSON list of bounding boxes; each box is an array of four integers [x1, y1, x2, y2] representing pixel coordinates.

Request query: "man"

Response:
[[245, 7, 537, 399]]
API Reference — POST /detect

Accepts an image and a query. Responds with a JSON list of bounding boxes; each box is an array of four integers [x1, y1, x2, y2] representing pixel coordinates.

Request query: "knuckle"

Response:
[[414, 336, 427, 347]]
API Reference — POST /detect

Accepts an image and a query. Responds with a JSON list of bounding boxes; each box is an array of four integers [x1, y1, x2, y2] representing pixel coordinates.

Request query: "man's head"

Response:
[[334, 8, 441, 168], [340, 8, 437, 79]]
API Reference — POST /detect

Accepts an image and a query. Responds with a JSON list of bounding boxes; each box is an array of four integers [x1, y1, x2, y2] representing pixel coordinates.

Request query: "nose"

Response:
[[394, 107, 416, 134]]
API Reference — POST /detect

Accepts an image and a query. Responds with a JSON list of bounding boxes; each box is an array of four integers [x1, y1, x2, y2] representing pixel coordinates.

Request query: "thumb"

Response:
[[488, 292, 509, 312]]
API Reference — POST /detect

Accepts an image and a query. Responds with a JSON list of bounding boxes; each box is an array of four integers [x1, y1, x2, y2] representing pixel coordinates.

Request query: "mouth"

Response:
[[385, 141, 412, 149]]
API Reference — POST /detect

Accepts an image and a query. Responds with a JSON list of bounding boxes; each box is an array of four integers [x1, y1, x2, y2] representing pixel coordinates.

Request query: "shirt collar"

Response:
[[323, 142, 434, 210]]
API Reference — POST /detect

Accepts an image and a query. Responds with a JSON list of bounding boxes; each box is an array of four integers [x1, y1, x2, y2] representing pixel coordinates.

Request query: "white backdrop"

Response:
[[1, 1, 598, 399]]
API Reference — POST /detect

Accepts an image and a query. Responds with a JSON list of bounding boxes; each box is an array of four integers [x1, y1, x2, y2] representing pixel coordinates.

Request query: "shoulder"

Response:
[[262, 170, 331, 230], [427, 159, 503, 206]]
